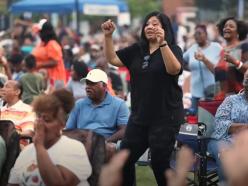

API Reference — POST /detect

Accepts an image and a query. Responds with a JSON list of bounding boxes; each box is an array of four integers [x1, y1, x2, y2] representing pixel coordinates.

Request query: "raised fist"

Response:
[[101, 19, 116, 37]]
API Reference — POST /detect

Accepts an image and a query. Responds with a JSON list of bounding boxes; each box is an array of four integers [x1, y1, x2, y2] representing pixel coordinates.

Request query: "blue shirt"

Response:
[[66, 92, 130, 137], [211, 92, 248, 141]]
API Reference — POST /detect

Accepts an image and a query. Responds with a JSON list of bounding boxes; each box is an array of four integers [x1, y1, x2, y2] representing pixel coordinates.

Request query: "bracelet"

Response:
[[159, 41, 167, 48], [237, 61, 243, 69], [235, 60, 243, 69], [116, 140, 121, 151]]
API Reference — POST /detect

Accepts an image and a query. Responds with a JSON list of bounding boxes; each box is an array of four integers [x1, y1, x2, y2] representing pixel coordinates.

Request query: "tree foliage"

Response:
[[127, 0, 161, 18], [195, 0, 248, 20]]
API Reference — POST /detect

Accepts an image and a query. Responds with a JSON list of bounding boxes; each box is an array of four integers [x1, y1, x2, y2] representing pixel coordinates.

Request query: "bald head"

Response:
[[6, 80, 22, 91], [6, 80, 18, 87]]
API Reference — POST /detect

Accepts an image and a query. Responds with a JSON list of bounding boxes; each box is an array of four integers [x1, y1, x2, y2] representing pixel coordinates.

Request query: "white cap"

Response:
[[91, 44, 100, 51], [32, 19, 47, 33], [81, 69, 108, 84], [38, 19, 47, 30], [72, 46, 80, 55]]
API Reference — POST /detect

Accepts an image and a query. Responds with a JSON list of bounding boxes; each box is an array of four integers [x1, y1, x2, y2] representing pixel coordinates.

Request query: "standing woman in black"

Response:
[[101, 11, 184, 186]]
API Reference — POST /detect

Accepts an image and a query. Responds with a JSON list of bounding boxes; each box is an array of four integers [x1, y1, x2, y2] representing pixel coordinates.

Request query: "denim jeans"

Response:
[[207, 139, 231, 181]]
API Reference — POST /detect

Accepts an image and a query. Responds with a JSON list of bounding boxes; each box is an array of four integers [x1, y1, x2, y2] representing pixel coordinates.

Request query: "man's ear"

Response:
[[16, 88, 21, 97], [102, 82, 108, 91]]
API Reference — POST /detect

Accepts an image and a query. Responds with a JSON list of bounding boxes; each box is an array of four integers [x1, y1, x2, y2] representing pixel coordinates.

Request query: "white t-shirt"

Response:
[[8, 136, 92, 186]]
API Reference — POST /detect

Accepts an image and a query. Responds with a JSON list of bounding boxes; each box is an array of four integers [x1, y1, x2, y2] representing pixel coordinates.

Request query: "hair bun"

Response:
[[52, 88, 75, 114]]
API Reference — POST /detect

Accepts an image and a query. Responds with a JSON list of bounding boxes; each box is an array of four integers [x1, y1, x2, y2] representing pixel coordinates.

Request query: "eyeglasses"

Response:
[[142, 55, 150, 69]]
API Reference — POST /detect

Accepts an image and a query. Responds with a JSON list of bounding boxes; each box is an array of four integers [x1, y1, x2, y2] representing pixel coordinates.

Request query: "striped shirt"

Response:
[[0, 100, 35, 132]]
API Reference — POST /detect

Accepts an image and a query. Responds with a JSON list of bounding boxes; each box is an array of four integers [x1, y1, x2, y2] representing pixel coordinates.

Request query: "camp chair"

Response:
[[174, 123, 199, 186], [63, 129, 107, 186], [196, 99, 223, 186], [175, 99, 223, 186], [0, 120, 20, 186]]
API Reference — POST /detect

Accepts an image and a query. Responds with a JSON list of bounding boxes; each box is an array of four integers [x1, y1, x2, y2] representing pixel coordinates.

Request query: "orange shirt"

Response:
[[32, 40, 66, 85], [107, 79, 116, 96]]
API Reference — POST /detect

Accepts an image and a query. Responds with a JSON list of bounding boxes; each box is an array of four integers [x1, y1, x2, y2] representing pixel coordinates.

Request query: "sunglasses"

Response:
[[142, 55, 150, 69]]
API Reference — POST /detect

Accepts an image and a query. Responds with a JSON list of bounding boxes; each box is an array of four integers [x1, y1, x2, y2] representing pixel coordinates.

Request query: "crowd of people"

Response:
[[0, 9, 247, 186]]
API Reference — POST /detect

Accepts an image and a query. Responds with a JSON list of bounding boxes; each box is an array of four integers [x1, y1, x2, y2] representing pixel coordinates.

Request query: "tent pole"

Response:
[[7, 0, 13, 31], [75, 0, 80, 34]]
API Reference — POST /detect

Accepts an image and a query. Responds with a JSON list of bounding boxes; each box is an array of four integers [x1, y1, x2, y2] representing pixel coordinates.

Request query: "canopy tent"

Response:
[[10, 0, 129, 15]]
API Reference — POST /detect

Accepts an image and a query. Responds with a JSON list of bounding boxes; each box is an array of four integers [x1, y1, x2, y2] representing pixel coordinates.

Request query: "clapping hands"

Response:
[[153, 26, 165, 45], [194, 50, 206, 62], [223, 50, 237, 65]]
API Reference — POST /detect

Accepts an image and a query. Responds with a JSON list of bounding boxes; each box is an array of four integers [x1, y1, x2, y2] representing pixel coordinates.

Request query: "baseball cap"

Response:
[[80, 69, 108, 84], [32, 19, 47, 33], [91, 44, 100, 51]]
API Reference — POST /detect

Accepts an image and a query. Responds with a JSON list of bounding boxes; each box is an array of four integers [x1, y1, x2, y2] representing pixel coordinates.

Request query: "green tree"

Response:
[[127, 0, 161, 18], [195, 0, 248, 20]]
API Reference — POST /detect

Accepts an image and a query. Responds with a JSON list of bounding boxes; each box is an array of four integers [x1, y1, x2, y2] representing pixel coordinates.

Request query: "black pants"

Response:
[[120, 118, 180, 186]]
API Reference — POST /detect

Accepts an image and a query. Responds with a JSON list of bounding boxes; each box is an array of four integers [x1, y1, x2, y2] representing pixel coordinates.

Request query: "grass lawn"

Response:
[[136, 165, 157, 186], [135, 165, 199, 186]]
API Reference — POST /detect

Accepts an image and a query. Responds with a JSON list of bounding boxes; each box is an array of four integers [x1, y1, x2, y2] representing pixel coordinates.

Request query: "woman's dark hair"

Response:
[[8, 53, 23, 65], [39, 21, 60, 44], [140, 11, 176, 47], [195, 24, 207, 34], [217, 17, 248, 41], [72, 61, 88, 80]]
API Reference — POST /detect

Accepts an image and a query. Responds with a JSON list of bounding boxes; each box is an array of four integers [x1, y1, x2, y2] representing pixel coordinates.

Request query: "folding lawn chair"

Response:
[[175, 99, 223, 186], [196, 99, 223, 186]]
